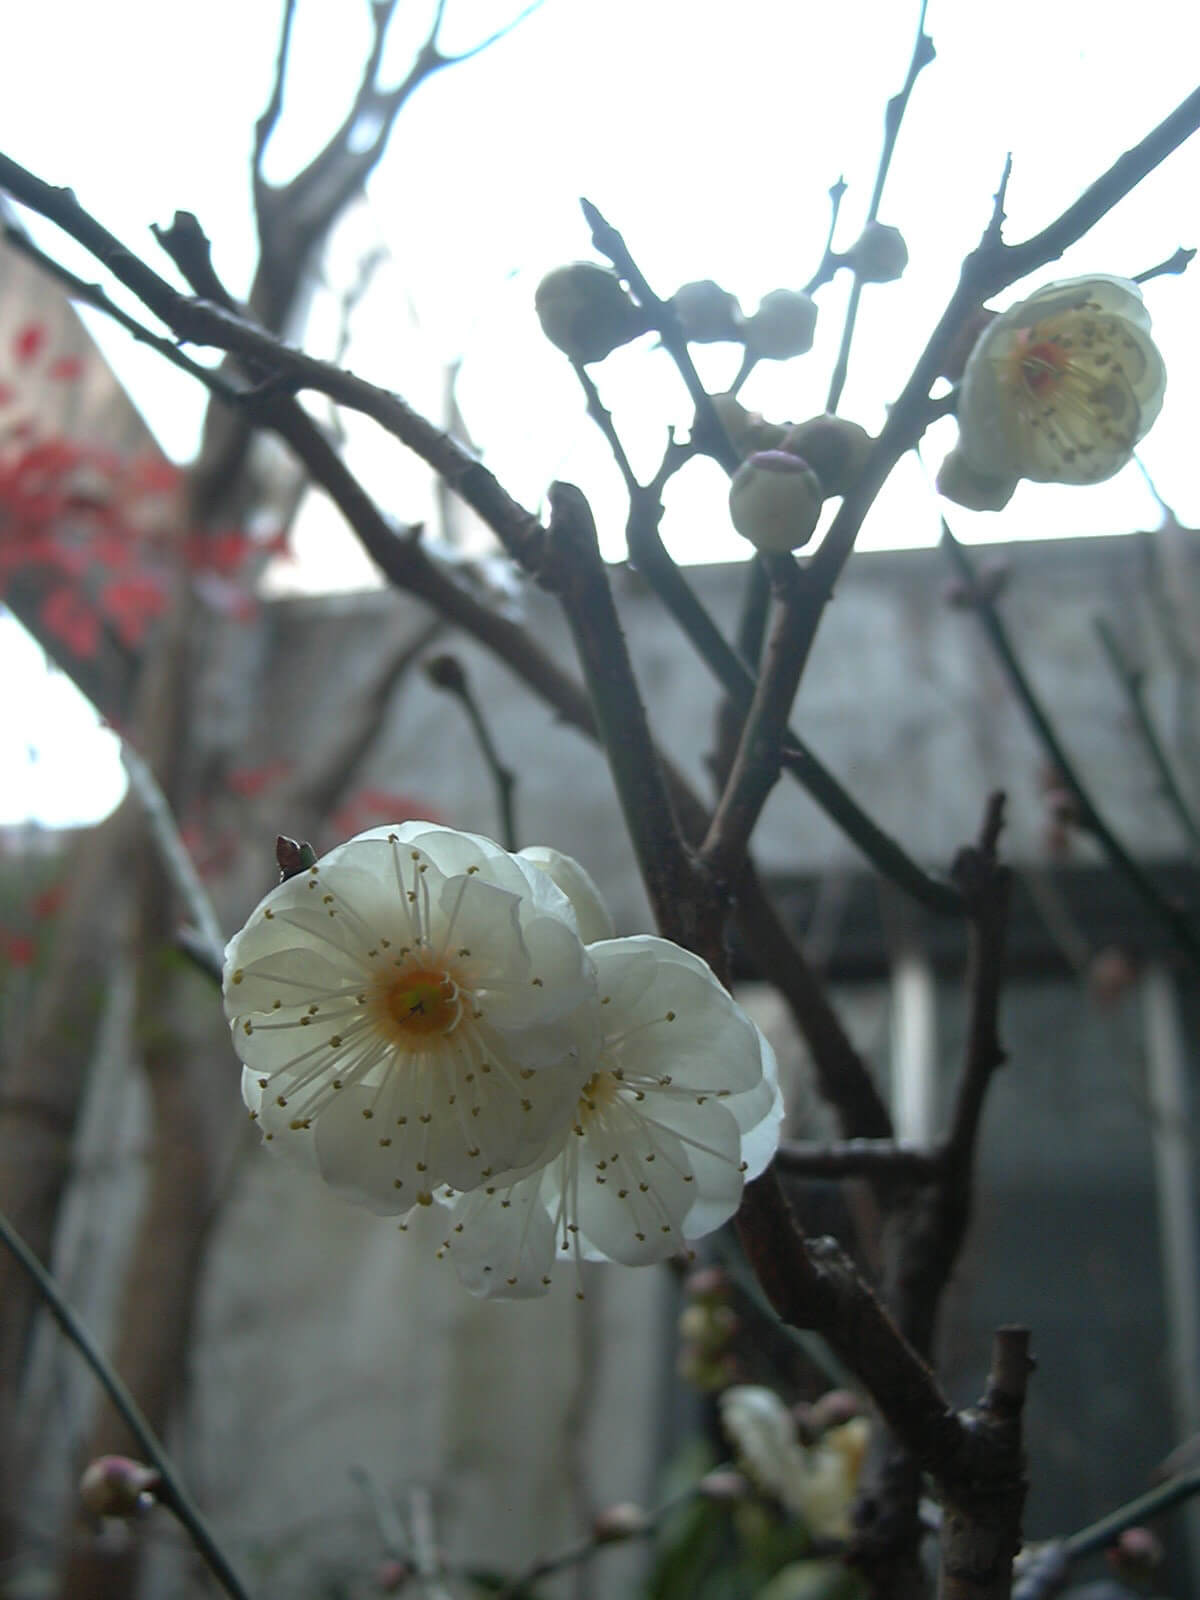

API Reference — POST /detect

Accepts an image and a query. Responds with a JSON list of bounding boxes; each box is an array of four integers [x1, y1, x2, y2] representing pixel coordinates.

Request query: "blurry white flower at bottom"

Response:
[[225, 823, 597, 1211], [441, 937, 783, 1297], [943, 274, 1166, 507], [719, 1385, 870, 1540]]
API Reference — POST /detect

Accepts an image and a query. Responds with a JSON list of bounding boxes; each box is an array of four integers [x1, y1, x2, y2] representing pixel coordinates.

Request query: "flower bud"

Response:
[[671, 279, 742, 343], [592, 1502, 650, 1543], [376, 1557, 414, 1593], [79, 1456, 161, 1519], [534, 263, 646, 364], [936, 447, 1017, 512], [729, 451, 823, 553], [848, 221, 909, 283], [708, 393, 787, 458], [804, 1389, 865, 1433], [739, 289, 818, 360], [779, 415, 873, 497], [697, 1469, 750, 1503]]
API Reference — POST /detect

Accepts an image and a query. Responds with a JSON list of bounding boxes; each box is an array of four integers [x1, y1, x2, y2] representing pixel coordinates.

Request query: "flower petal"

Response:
[[445, 1171, 557, 1297]]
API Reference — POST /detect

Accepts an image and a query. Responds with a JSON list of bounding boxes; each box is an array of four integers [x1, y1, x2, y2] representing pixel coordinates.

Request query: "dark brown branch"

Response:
[[939, 1327, 1033, 1600], [736, 1169, 972, 1481], [537, 484, 711, 952], [944, 527, 1200, 970], [775, 1139, 938, 1183], [702, 558, 817, 885]]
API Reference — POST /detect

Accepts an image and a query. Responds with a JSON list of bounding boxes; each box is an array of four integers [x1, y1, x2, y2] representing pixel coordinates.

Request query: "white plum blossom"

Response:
[[515, 845, 615, 945], [441, 936, 783, 1298], [224, 824, 598, 1211], [944, 274, 1167, 507]]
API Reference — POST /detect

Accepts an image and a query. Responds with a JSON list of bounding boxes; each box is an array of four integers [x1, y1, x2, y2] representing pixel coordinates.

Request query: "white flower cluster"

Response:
[[223, 824, 782, 1299]]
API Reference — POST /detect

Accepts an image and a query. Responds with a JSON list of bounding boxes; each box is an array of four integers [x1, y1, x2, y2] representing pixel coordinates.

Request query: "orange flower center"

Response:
[[381, 967, 457, 1037], [1018, 337, 1068, 397]]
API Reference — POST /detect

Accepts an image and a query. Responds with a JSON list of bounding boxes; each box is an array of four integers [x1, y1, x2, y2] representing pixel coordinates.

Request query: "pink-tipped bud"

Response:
[[729, 451, 823, 553], [848, 221, 909, 283], [684, 1263, 730, 1302], [592, 1502, 650, 1543], [79, 1456, 161, 1519], [375, 1557, 415, 1592], [805, 1389, 865, 1432], [740, 289, 818, 360], [534, 263, 646, 364], [779, 415, 873, 498], [672, 279, 742, 343], [697, 1470, 750, 1503]]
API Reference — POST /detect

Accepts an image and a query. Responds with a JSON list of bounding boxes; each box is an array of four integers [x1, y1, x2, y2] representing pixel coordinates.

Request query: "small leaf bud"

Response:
[[707, 393, 787, 458], [729, 451, 823, 553], [79, 1457, 161, 1519], [534, 263, 646, 364], [936, 448, 1017, 512], [739, 289, 818, 360], [670, 279, 742, 343], [848, 221, 909, 283], [779, 415, 874, 497]]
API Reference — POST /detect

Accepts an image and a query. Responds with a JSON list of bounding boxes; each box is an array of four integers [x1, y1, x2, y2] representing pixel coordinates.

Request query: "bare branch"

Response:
[[0, 1207, 253, 1600], [425, 653, 519, 850], [252, 0, 298, 191], [943, 525, 1200, 970], [1095, 614, 1200, 857], [775, 1139, 939, 1183], [826, 0, 935, 411]]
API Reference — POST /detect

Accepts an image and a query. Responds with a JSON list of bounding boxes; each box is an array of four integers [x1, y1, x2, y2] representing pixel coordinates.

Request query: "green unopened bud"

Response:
[[79, 1456, 161, 1519], [729, 451, 823, 552], [708, 392, 788, 458], [936, 447, 1016, 512], [779, 415, 874, 497], [848, 222, 909, 283], [671, 279, 742, 343], [534, 263, 646, 364], [740, 289, 818, 359]]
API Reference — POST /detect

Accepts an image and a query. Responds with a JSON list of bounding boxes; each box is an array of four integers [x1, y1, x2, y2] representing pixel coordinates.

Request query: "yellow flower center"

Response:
[[578, 1070, 622, 1124], [377, 966, 458, 1039]]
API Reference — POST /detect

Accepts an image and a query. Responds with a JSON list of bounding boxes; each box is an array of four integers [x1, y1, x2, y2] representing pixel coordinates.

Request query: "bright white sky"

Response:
[[1, 0, 1198, 824]]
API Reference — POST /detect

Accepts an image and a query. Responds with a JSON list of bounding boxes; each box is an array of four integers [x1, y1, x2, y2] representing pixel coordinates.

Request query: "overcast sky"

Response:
[[1, 0, 1197, 822]]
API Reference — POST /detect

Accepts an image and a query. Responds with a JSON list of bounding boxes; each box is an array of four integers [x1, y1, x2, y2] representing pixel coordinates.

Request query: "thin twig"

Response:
[[120, 743, 224, 964], [425, 654, 519, 850], [826, 0, 935, 412], [1133, 244, 1196, 284], [1013, 1471, 1200, 1600], [1094, 615, 1200, 856], [0, 1207, 253, 1600], [943, 526, 1200, 970]]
